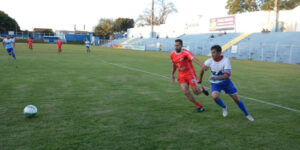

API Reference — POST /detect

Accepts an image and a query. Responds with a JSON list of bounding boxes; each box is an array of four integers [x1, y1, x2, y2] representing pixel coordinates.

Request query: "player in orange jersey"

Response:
[[57, 38, 63, 54], [170, 39, 209, 112], [27, 37, 33, 50]]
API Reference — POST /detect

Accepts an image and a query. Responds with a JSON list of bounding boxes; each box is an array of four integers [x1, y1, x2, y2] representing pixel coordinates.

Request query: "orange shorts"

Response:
[[178, 74, 198, 87], [28, 44, 33, 47], [58, 46, 62, 49]]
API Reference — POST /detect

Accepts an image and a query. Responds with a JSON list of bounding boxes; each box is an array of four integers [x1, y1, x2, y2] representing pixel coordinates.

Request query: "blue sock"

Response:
[[214, 98, 226, 108], [12, 53, 16, 60], [237, 100, 249, 116]]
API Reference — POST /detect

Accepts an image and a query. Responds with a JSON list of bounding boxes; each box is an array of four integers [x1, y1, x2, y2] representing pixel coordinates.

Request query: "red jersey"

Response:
[[57, 40, 63, 46], [27, 39, 33, 44], [170, 49, 196, 78]]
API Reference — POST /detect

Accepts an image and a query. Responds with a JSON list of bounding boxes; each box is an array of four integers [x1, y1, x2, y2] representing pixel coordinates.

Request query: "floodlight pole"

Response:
[[274, 0, 279, 32], [151, 0, 154, 38]]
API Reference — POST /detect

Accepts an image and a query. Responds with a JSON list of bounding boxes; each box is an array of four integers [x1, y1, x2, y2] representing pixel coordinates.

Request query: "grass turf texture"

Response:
[[0, 43, 299, 150]]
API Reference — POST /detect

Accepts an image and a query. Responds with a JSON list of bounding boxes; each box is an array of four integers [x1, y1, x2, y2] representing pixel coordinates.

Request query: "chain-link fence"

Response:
[[99, 38, 300, 65]]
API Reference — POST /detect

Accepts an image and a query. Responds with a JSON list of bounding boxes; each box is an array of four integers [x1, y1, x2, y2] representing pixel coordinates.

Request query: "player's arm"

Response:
[[198, 66, 208, 83], [2, 41, 5, 48], [210, 73, 230, 81], [13, 40, 15, 49], [192, 57, 208, 70], [171, 64, 177, 83]]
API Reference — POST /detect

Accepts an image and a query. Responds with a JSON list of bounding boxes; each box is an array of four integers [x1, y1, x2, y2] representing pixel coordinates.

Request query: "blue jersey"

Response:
[[3, 38, 14, 49]]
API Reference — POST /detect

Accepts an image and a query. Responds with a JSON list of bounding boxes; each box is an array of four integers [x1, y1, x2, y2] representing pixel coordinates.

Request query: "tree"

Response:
[[260, 0, 300, 10], [94, 18, 114, 39], [137, 0, 177, 26], [0, 10, 21, 33], [113, 18, 134, 33], [226, 0, 300, 14]]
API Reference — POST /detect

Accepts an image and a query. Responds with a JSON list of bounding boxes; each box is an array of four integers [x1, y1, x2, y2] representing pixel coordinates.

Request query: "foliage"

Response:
[[113, 18, 134, 33], [0, 10, 21, 32], [226, 0, 300, 14]]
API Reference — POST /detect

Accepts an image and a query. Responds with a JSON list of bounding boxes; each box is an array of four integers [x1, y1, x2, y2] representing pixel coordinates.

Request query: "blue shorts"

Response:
[[211, 79, 237, 95], [86, 45, 90, 48], [6, 48, 14, 53]]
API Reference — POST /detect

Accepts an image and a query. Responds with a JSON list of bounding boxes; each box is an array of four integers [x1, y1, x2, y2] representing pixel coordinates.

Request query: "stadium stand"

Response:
[[101, 32, 300, 64]]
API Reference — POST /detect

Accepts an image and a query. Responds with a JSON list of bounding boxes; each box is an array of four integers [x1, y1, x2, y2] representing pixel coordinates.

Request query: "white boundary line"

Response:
[[101, 60, 300, 113]]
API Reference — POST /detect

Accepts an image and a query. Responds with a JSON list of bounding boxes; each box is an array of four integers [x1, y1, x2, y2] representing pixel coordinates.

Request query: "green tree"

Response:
[[226, 0, 300, 14], [113, 18, 134, 33], [94, 19, 114, 39], [0, 10, 21, 33]]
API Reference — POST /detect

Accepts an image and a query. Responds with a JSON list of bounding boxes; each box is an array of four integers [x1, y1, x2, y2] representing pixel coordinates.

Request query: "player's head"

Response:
[[174, 39, 183, 52], [211, 45, 222, 60], [6, 35, 10, 39]]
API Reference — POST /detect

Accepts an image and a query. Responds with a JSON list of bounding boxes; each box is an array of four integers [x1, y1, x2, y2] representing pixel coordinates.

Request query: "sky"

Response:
[[0, 0, 228, 32]]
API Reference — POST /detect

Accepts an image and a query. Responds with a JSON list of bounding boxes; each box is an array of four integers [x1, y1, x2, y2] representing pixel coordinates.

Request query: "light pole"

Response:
[[151, 0, 154, 38], [274, 0, 279, 32]]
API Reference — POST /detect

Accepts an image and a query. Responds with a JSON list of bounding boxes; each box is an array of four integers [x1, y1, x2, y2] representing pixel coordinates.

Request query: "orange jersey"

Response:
[[57, 40, 63, 46], [28, 39, 33, 44], [170, 49, 196, 78]]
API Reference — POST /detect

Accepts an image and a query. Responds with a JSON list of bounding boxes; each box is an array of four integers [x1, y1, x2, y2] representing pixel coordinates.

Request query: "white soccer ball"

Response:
[[24, 105, 38, 118]]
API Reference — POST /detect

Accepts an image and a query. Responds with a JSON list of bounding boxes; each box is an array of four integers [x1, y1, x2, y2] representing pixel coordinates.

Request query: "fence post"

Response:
[[274, 43, 278, 62], [289, 45, 293, 64], [261, 45, 264, 61]]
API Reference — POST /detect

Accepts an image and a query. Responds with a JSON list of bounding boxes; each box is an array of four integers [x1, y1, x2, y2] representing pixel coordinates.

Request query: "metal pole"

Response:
[[274, 43, 278, 62], [289, 45, 293, 64], [151, 0, 154, 38], [274, 0, 279, 32], [261, 45, 264, 61]]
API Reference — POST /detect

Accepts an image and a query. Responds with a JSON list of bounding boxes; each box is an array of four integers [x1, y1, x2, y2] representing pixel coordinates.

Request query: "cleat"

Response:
[[222, 107, 228, 117], [246, 115, 254, 122], [196, 107, 205, 112], [201, 87, 209, 96]]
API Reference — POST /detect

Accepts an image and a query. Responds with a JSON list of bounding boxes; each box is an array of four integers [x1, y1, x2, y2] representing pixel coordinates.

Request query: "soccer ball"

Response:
[[24, 105, 37, 118]]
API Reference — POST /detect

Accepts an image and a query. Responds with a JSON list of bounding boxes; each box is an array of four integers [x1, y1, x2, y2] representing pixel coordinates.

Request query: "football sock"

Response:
[[195, 102, 203, 108], [12, 53, 16, 60], [237, 100, 249, 116], [214, 98, 226, 108]]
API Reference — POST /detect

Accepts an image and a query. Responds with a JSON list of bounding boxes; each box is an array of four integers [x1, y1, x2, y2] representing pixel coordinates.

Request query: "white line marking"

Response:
[[101, 60, 300, 113]]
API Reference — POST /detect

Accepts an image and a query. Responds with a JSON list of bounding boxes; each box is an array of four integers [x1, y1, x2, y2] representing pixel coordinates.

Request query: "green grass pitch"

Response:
[[0, 43, 299, 150]]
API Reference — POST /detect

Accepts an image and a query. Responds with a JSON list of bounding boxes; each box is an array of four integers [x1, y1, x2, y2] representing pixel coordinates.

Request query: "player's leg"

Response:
[[179, 83, 205, 112], [211, 83, 227, 117], [224, 80, 254, 121], [229, 94, 254, 121], [11, 52, 16, 60]]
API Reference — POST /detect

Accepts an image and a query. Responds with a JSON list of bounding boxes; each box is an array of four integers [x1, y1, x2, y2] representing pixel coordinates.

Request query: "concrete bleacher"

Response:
[[102, 32, 300, 64], [102, 38, 129, 47], [223, 32, 300, 64]]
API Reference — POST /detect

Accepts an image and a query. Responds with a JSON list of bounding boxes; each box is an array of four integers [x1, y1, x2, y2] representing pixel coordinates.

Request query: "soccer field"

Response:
[[0, 43, 299, 150]]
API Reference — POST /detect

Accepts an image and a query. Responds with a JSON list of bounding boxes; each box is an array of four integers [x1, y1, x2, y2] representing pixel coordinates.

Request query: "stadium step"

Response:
[[208, 32, 253, 56], [119, 38, 136, 46]]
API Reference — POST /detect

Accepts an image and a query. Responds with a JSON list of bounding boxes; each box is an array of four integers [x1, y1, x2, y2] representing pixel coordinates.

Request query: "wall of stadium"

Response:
[[128, 6, 300, 38]]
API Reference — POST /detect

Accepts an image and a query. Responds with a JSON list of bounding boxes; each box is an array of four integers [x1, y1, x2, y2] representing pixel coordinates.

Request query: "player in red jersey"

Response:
[[27, 37, 33, 50], [170, 39, 209, 112], [57, 38, 63, 54]]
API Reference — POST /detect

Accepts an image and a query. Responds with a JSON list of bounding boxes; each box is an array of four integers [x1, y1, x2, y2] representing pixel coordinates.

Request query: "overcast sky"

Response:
[[0, 0, 228, 31]]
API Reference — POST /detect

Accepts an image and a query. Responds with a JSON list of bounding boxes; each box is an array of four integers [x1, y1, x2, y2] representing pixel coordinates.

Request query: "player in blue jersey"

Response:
[[85, 39, 90, 53], [2, 35, 16, 60], [198, 45, 254, 121]]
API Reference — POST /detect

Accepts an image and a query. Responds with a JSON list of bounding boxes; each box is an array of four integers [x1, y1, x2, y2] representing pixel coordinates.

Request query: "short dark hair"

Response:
[[211, 45, 222, 52], [175, 39, 183, 46]]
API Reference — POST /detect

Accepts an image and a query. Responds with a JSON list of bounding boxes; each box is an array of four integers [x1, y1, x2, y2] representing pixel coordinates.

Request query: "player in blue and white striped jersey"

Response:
[[199, 45, 254, 121], [2, 35, 16, 60]]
